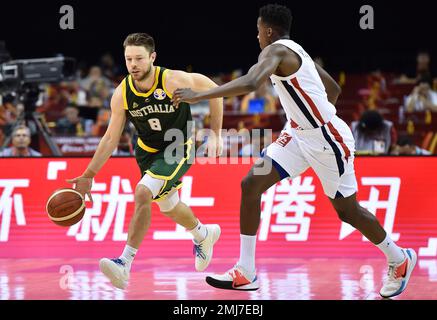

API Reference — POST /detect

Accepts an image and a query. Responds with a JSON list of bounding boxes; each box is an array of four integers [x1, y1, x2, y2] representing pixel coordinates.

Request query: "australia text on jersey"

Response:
[[128, 103, 175, 118]]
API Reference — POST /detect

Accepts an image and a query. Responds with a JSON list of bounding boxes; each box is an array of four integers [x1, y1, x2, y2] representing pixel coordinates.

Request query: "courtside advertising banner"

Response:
[[0, 157, 436, 259]]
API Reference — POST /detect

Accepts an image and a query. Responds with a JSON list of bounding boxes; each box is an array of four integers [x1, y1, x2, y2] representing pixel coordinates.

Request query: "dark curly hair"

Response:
[[259, 4, 292, 35]]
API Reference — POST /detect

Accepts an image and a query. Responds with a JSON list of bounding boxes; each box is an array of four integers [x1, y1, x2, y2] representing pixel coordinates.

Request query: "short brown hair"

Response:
[[123, 33, 155, 54], [12, 125, 31, 137]]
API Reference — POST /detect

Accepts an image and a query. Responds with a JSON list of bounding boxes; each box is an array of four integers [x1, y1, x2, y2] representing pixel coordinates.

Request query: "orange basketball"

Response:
[[46, 188, 85, 227]]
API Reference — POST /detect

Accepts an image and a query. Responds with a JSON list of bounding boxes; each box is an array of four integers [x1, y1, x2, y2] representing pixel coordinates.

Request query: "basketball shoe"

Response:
[[380, 248, 417, 298], [206, 264, 259, 291], [193, 224, 221, 272], [99, 258, 130, 290]]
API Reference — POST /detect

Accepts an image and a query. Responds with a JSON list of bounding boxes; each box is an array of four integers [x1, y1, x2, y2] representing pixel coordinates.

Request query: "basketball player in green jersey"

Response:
[[67, 33, 223, 289]]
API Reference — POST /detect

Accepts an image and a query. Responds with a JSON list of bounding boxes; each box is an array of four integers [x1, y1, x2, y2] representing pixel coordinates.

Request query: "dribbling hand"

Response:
[[66, 176, 94, 203]]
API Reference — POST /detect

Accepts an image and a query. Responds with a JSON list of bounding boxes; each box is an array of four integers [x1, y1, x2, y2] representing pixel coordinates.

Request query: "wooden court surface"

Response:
[[0, 257, 435, 300]]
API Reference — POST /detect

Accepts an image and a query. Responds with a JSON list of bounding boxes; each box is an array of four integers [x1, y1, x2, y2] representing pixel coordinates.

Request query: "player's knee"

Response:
[[135, 185, 153, 206], [160, 209, 175, 219], [158, 191, 180, 214]]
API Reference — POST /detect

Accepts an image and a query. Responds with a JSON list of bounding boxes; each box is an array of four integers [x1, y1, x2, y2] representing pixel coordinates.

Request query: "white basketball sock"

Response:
[[188, 220, 208, 243], [120, 245, 138, 268], [376, 234, 405, 264], [238, 234, 257, 274]]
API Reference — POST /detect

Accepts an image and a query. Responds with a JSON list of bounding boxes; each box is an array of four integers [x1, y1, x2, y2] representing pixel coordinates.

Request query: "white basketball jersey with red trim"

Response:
[[270, 39, 336, 129]]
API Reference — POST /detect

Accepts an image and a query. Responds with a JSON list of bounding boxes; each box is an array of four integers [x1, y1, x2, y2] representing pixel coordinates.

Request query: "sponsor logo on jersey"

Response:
[[154, 88, 167, 100], [132, 102, 139, 108], [275, 132, 292, 147]]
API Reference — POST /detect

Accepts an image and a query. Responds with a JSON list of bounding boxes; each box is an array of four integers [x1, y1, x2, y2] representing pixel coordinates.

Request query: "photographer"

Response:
[[351, 110, 396, 155]]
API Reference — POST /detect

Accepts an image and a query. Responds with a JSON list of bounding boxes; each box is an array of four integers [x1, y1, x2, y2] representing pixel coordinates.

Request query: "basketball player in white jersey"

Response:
[[172, 4, 416, 298]]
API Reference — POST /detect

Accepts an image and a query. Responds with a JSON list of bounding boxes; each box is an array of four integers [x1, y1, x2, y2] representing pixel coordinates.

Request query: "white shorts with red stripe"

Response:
[[265, 115, 358, 199]]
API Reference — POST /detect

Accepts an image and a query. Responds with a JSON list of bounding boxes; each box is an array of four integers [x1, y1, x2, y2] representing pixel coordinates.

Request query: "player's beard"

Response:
[[132, 64, 153, 82]]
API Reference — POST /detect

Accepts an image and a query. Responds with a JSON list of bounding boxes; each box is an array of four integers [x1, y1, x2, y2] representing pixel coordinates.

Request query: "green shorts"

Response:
[[135, 139, 194, 201]]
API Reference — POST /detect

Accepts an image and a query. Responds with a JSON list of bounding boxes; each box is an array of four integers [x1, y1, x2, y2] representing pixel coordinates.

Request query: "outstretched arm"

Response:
[[172, 44, 286, 105], [167, 71, 224, 156]]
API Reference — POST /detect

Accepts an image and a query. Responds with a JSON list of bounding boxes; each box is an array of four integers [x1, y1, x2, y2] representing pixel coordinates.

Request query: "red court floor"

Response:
[[0, 257, 435, 300]]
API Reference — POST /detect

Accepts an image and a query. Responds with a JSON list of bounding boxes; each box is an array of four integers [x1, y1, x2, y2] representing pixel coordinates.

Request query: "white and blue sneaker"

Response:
[[99, 258, 130, 290], [380, 248, 417, 298], [193, 224, 221, 272]]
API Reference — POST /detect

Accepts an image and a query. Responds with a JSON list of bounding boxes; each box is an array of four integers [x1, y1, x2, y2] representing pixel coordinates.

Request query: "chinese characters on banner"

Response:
[[0, 157, 436, 259]]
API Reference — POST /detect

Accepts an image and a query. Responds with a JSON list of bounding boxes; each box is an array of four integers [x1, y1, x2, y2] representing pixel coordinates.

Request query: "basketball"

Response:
[[46, 188, 85, 227]]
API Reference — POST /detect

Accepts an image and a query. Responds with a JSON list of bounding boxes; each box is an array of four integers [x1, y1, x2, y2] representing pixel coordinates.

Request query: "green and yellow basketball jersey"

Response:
[[122, 66, 192, 152]]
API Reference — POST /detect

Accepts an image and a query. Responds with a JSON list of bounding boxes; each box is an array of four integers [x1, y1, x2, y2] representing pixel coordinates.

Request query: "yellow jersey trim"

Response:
[[162, 69, 173, 99], [157, 179, 168, 198], [122, 78, 128, 110], [145, 139, 193, 181], [128, 66, 161, 97], [153, 183, 183, 202], [137, 137, 159, 153]]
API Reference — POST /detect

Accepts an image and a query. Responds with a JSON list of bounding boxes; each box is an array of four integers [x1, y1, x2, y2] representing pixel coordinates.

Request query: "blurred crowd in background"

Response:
[[1, 51, 436, 158]]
